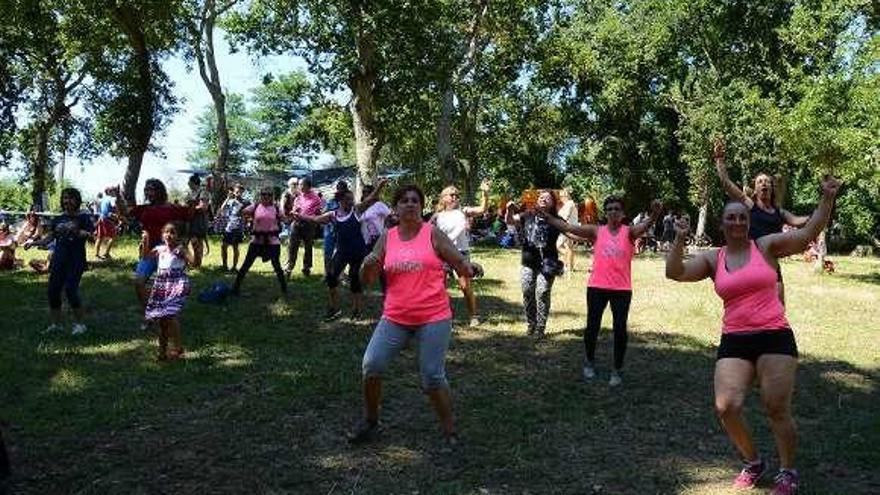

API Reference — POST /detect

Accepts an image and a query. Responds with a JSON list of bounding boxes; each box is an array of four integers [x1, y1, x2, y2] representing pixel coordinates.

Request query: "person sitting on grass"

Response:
[[293, 178, 388, 321], [0, 223, 16, 270], [24, 188, 94, 335], [117, 179, 193, 329], [232, 187, 288, 296], [347, 184, 481, 449], [666, 175, 841, 495], [144, 223, 194, 361], [542, 196, 662, 387]]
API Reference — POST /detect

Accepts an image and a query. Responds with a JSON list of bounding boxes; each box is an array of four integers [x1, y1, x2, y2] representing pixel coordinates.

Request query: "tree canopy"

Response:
[[0, 0, 876, 244]]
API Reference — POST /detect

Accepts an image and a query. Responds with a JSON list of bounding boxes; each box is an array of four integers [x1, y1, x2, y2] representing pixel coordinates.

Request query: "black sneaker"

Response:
[[347, 419, 379, 444], [324, 308, 343, 322]]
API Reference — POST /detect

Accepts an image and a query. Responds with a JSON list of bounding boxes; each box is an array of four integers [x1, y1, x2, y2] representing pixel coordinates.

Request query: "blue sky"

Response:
[[12, 32, 310, 200]]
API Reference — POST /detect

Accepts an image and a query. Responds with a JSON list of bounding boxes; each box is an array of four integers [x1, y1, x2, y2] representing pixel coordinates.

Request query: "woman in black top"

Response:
[[506, 189, 562, 338], [714, 138, 809, 304]]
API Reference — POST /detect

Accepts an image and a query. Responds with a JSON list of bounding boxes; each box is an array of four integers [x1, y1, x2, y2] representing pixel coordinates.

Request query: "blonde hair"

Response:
[[437, 185, 460, 212]]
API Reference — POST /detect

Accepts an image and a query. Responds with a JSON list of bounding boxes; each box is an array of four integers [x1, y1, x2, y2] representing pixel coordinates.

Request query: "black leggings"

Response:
[[234, 244, 286, 293], [325, 254, 364, 293], [584, 287, 632, 370], [48, 265, 84, 309]]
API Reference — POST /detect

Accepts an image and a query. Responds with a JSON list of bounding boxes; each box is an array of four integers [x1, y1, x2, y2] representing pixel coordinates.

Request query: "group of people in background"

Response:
[[3, 132, 844, 493]]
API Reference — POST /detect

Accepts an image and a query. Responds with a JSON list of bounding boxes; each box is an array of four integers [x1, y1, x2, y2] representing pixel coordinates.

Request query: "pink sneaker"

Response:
[[733, 459, 767, 489], [770, 469, 799, 495]]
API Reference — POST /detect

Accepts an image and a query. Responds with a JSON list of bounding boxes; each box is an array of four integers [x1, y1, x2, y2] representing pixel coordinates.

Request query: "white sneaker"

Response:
[[582, 361, 596, 380], [71, 323, 87, 335], [609, 371, 622, 387], [44, 323, 63, 334]]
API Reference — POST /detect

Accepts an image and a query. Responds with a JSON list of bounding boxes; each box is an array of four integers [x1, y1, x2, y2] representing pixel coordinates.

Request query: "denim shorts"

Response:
[[134, 255, 159, 280]]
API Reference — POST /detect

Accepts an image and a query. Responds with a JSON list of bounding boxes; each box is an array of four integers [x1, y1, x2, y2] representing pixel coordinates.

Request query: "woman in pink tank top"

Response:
[[545, 196, 662, 387], [666, 176, 841, 495], [347, 185, 481, 448]]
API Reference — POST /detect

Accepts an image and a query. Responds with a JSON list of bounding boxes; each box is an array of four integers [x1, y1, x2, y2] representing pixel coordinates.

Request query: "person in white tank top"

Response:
[[431, 179, 490, 327], [555, 188, 579, 278]]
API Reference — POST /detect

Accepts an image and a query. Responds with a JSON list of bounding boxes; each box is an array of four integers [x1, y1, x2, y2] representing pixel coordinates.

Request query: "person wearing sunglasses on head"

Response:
[[431, 179, 490, 327]]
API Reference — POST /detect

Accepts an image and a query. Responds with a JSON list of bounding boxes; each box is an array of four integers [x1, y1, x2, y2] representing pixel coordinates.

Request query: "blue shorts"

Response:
[[134, 256, 159, 280]]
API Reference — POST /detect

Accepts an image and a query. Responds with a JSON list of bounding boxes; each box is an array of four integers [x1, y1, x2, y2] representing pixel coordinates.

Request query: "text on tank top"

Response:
[[588, 225, 634, 290], [382, 223, 452, 326], [714, 241, 789, 333]]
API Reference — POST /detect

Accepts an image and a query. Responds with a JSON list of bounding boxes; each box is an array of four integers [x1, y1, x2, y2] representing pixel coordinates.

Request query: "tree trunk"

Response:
[[458, 98, 479, 203], [695, 200, 709, 242], [349, 29, 382, 199], [32, 125, 50, 211], [114, 6, 154, 203], [190, 0, 232, 210], [437, 84, 458, 185]]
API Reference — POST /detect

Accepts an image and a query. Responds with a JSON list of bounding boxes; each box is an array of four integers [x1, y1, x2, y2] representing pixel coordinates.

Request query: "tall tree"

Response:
[[186, 0, 241, 200], [5, 0, 88, 210], [227, 0, 448, 195], [187, 92, 257, 173], [66, 0, 184, 202], [249, 71, 316, 171]]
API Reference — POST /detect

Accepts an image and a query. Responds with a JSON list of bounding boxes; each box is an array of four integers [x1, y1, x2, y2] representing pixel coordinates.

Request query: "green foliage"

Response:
[[249, 71, 317, 171], [0, 179, 33, 210], [187, 92, 257, 173]]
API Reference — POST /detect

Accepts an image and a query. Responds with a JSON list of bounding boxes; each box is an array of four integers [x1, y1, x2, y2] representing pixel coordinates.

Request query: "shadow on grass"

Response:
[[840, 271, 880, 286], [0, 264, 878, 494]]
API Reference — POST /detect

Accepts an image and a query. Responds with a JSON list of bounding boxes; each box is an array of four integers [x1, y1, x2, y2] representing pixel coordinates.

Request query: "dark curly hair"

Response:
[[391, 185, 425, 208], [60, 187, 83, 210], [144, 178, 168, 204], [603, 195, 625, 211]]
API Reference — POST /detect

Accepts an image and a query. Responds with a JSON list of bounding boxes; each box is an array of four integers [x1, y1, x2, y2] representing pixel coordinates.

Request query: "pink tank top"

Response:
[[714, 242, 790, 333], [383, 223, 453, 326], [588, 225, 634, 290]]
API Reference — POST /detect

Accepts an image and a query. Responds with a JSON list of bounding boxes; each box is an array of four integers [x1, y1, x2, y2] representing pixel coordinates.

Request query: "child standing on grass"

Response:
[[24, 188, 94, 335], [144, 223, 193, 361]]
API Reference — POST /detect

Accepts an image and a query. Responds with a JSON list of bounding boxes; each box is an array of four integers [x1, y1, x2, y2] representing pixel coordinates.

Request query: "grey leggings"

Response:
[[362, 318, 452, 391], [521, 265, 555, 332]]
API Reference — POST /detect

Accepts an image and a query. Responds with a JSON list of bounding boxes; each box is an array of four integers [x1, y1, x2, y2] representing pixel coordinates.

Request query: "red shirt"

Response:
[[130, 204, 192, 246]]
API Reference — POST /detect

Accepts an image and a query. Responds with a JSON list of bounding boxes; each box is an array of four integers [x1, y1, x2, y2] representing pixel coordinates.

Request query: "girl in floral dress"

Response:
[[145, 223, 193, 360]]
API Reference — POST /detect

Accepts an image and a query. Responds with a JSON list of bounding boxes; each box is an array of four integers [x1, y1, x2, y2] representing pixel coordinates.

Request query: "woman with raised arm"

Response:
[[231, 187, 289, 296], [714, 138, 809, 304], [433, 179, 490, 327], [294, 179, 387, 321], [116, 179, 192, 325], [666, 176, 841, 495], [506, 190, 563, 339], [543, 197, 661, 387], [347, 185, 480, 449]]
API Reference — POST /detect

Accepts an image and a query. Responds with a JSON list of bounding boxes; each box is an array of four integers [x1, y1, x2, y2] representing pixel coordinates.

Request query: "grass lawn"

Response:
[[1, 238, 878, 494]]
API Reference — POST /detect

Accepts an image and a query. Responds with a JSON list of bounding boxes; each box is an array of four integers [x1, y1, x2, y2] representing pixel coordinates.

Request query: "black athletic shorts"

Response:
[[717, 329, 798, 363], [223, 230, 244, 245]]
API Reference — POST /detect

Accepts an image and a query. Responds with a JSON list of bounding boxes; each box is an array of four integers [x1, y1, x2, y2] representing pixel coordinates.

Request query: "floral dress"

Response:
[[145, 245, 191, 320]]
